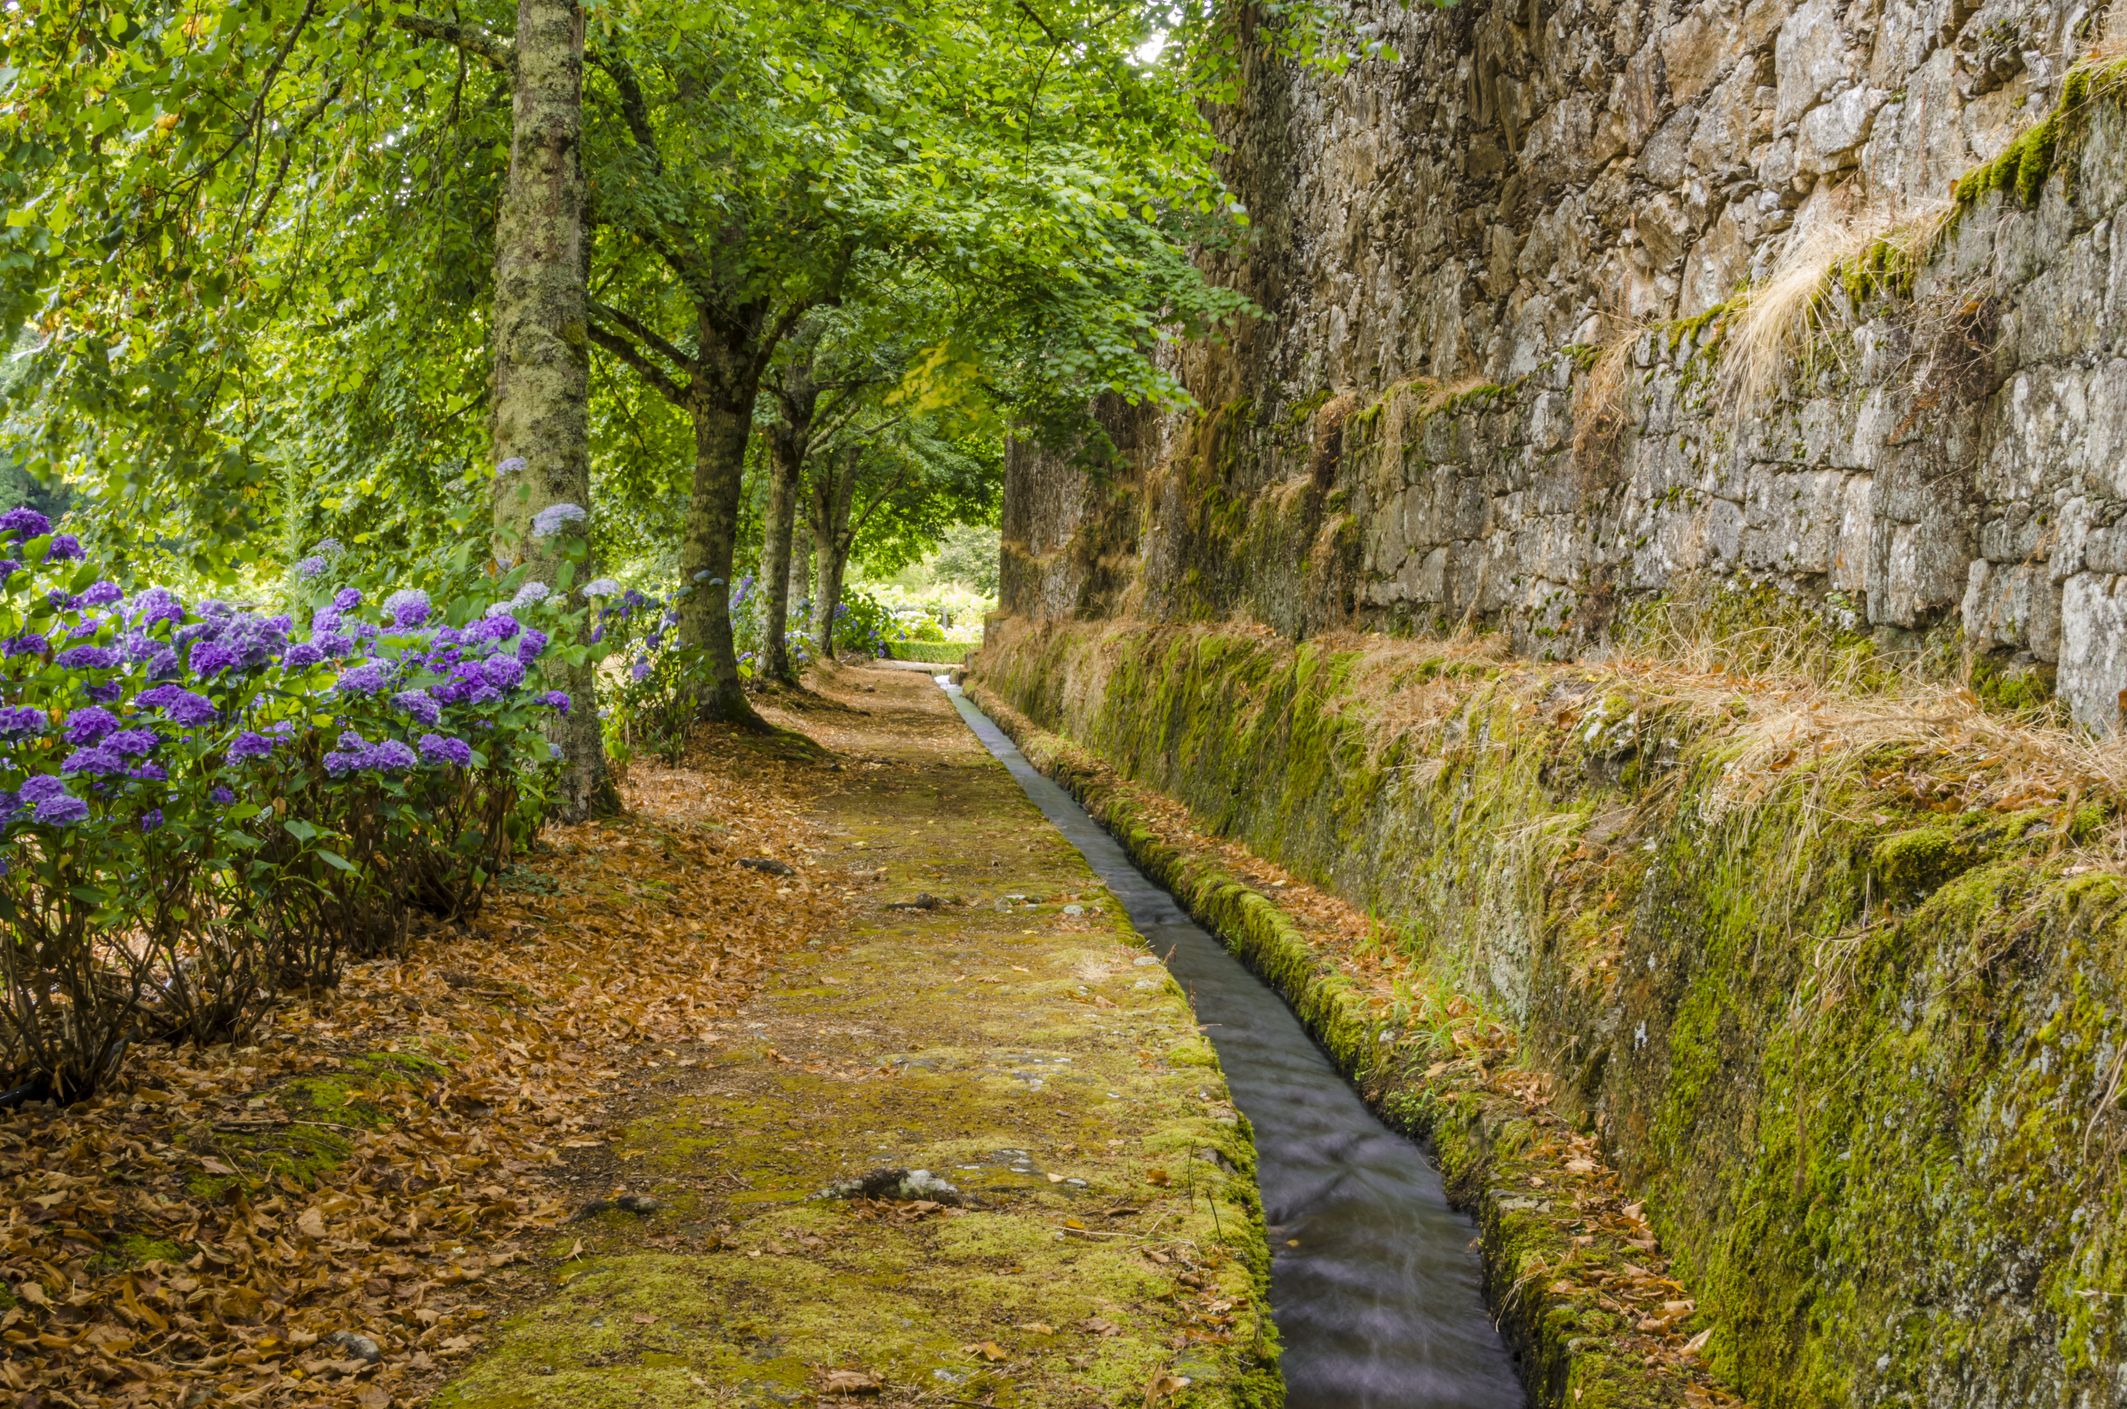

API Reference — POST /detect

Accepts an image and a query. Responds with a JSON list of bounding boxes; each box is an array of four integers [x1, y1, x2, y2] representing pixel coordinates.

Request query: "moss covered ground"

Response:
[[438, 666, 1277, 1409], [972, 616, 2127, 1409]]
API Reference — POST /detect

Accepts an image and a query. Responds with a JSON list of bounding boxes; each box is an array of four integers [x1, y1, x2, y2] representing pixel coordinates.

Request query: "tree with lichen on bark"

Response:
[[486, 0, 616, 819]]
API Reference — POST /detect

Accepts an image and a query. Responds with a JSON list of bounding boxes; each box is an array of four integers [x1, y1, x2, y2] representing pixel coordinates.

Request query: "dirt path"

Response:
[[437, 665, 1277, 1408]]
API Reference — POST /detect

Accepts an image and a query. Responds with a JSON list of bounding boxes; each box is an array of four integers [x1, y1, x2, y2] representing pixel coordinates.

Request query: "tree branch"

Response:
[[587, 321, 690, 406], [395, 13, 513, 71], [590, 299, 695, 374], [592, 53, 663, 174]]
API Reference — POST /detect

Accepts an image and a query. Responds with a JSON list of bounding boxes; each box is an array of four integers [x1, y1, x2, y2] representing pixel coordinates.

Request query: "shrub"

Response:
[[0, 515, 575, 1102], [833, 588, 893, 658]]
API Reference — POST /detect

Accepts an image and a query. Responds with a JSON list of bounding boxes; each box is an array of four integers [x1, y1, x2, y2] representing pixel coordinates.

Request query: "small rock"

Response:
[[739, 856, 795, 876], [1132, 956, 1161, 967], [1062, 904, 1085, 916], [324, 1331, 382, 1364], [820, 1167, 967, 1205], [569, 1193, 665, 1222]]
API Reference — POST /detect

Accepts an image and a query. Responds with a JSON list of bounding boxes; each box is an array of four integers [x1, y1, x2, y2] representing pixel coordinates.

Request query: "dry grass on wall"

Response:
[[1716, 200, 1950, 415]]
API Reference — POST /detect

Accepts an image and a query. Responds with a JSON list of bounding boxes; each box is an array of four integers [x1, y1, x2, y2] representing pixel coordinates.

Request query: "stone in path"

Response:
[[437, 666, 1277, 1408]]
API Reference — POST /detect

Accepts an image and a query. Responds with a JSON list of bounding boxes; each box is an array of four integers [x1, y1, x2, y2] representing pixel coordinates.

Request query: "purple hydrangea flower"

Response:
[[479, 654, 525, 690], [62, 745, 125, 776], [227, 732, 275, 761], [44, 534, 82, 562], [313, 631, 354, 657], [366, 738, 417, 772], [283, 642, 325, 669], [0, 706, 47, 740], [139, 808, 164, 832], [321, 731, 369, 776], [336, 661, 393, 694], [210, 785, 236, 805], [129, 762, 166, 781], [539, 690, 571, 715], [105, 729, 156, 757], [64, 707, 120, 745], [481, 614, 522, 643], [55, 645, 118, 670], [496, 456, 526, 476], [382, 589, 432, 629], [129, 587, 186, 629], [393, 690, 442, 726], [138, 686, 217, 727], [0, 507, 51, 539], [78, 581, 123, 608], [190, 640, 240, 676], [580, 577, 622, 599], [630, 658, 652, 682], [530, 502, 587, 538], [512, 581, 552, 608], [516, 628, 550, 664], [29, 792, 87, 827], [332, 588, 361, 612], [418, 733, 474, 768], [293, 554, 329, 579], [86, 682, 123, 704], [468, 684, 502, 706]]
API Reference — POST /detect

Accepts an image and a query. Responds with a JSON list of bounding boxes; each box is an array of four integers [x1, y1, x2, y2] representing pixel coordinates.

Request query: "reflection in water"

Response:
[[944, 682, 1527, 1409]]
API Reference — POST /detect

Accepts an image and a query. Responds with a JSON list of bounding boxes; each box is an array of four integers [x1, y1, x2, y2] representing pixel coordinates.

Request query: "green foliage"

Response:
[[884, 639, 974, 664]]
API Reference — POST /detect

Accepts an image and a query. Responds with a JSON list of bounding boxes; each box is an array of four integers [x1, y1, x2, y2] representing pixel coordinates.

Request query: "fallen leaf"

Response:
[[1081, 1316, 1120, 1336], [820, 1368, 882, 1394], [965, 1340, 1009, 1362], [297, 1207, 329, 1240]]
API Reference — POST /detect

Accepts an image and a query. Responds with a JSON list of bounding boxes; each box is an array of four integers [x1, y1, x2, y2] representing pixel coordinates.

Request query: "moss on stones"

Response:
[[1951, 55, 2127, 213], [973, 616, 2127, 1409]]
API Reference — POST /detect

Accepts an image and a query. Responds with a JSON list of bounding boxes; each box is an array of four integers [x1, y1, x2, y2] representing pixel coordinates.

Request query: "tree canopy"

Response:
[[0, 0, 1394, 719]]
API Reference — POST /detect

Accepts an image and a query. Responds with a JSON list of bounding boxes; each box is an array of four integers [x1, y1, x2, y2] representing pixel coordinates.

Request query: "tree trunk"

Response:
[[790, 514, 812, 622], [811, 534, 847, 661], [756, 439, 802, 686], [807, 449, 858, 658], [757, 335, 818, 688], [488, 0, 614, 819], [679, 381, 763, 727]]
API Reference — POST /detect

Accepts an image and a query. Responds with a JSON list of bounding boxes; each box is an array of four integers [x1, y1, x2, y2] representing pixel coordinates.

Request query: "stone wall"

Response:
[[1001, 0, 2127, 726]]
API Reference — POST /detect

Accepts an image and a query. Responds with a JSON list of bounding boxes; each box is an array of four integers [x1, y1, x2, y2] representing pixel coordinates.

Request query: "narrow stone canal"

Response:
[[946, 681, 1527, 1409]]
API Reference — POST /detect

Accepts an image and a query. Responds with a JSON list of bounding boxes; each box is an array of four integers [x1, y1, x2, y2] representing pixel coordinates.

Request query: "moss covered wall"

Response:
[[972, 616, 2127, 1409]]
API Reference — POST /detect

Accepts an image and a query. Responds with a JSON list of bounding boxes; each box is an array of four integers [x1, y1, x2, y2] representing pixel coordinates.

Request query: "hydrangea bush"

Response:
[[0, 514, 577, 1101]]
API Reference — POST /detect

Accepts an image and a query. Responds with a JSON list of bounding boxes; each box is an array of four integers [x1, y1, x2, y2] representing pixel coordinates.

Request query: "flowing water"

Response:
[[943, 682, 1527, 1409]]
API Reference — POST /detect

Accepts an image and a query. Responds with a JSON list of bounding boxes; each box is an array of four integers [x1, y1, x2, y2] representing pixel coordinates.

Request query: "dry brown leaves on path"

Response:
[[0, 729, 840, 1408]]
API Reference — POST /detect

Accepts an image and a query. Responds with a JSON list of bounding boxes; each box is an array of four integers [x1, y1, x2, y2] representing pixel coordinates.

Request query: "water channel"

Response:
[[942, 681, 1527, 1409]]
